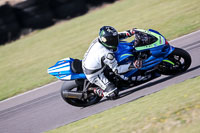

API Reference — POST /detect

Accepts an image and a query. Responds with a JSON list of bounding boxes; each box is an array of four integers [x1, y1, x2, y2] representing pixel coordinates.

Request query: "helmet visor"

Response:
[[106, 35, 119, 49]]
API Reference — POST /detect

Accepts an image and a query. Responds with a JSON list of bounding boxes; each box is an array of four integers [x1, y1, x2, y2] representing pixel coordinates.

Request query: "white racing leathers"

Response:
[[82, 31, 133, 90]]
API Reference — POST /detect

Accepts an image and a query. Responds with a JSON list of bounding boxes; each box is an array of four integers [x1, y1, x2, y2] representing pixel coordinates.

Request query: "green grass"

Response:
[[0, 0, 200, 100], [47, 76, 200, 133]]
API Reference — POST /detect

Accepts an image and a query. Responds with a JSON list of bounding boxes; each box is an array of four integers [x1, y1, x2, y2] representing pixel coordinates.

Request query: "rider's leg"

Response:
[[86, 72, 118, 98]]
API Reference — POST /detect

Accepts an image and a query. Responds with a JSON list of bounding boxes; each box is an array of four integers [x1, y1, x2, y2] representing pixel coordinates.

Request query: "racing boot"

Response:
[[104, 83, 119, 100]]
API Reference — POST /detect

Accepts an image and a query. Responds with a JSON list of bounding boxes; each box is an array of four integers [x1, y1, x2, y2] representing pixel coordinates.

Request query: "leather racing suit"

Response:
[[82, 30, 134, 90]]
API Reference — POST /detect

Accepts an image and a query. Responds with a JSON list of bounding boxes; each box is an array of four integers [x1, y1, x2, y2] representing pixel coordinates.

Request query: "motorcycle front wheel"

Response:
[[158, 47, 191, 75]]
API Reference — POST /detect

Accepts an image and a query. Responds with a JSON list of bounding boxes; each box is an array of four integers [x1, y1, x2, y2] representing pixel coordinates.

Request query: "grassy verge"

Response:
[[0, 0, 200, 100], [47, 76, 200, 133]]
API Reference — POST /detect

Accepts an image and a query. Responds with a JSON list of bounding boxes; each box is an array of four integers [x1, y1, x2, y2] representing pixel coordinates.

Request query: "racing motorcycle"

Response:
[[47, 29, 191, 107]]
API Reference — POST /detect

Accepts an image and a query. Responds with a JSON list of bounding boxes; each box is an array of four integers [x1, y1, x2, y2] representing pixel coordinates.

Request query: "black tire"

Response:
[[7, 22, 20, 38], [14, 0, 37, 9], [14, 4, 54, 29], [52, 0, 88, 19], [0, 4, 13, 17], [22, 12, 54, 29], [2, 15, 17, 23], [0, 22, 20, 45], [0, 19, 3, 25], [0, 24, 7, 32], [0, 31, 7, 45], [158, 47, 191, 75], [85, 0, 104, 6], [61, 80, 102, 107], [34, 0, 51, 6]]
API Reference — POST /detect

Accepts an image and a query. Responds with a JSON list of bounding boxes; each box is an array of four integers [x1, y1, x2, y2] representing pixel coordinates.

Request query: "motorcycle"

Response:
[[47, 29, 191, 107]]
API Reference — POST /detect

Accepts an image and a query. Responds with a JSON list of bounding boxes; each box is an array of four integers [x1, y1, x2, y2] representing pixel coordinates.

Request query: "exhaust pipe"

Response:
[[62, 90, 83, 99]]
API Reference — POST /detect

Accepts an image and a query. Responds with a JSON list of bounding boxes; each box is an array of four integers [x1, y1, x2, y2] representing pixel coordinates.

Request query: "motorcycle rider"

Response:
[[82, 26, 148, 99]]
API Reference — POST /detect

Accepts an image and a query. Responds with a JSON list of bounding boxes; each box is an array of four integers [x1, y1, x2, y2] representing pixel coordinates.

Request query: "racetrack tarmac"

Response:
[[0, 30, 200, 133]]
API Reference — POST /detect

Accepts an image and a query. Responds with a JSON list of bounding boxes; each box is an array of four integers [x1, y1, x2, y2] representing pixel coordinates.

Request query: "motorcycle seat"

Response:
[[71, 59, 83, 74]]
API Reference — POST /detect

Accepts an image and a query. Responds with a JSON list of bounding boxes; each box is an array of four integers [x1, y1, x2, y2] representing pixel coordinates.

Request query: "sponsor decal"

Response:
[[126, 32, 130, 36], [159, 36, 162, 44], [107, 28, 112, 32], [113, 32, 118, 36], [101, 30, 105, 36], [101, 37, 107, 42]]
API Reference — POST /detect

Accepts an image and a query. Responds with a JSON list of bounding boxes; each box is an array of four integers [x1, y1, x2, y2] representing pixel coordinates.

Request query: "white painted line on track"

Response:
[[0, 81, 60, 104]]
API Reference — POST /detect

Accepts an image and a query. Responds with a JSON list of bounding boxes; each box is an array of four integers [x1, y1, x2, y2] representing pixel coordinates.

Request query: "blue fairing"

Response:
[[115, 41, 174, 77], [115, 41, 135, 64], [48, 29, 175, 80], [149, 29, 163, 36]]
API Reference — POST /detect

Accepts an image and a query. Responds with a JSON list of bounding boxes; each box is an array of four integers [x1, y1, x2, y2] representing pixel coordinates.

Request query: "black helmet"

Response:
[[99, 26, 119, 51]]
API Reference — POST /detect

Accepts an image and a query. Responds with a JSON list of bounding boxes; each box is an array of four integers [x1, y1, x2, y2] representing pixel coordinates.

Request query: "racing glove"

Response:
[[129, 59, 143, 69]]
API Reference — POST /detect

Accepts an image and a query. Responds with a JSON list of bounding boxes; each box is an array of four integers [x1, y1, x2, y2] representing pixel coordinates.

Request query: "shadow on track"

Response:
[[118, 64, 200, 99], [87, 64, 200, 108]]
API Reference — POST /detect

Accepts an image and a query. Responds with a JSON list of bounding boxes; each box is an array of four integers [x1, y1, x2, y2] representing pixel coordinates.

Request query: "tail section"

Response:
[[47, 58, 86, 80]]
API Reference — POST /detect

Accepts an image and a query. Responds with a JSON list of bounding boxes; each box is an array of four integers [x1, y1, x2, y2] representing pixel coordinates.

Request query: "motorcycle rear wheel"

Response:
[[60, 80, 102, 107]]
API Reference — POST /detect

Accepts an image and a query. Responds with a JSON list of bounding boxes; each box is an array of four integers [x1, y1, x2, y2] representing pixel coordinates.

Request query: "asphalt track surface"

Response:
[[0, 30, 200, 133]]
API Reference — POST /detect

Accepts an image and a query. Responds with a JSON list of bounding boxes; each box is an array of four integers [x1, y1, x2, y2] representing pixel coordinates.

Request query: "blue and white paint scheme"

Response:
[[47, 58, 86, 80]]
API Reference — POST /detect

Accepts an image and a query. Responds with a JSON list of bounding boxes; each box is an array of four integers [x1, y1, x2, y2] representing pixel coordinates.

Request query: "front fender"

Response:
[[164, 45, 175, 58]]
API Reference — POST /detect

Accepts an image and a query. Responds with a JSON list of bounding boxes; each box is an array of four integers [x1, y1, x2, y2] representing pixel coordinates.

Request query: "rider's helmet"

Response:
[[98, 26, 119, 51]]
